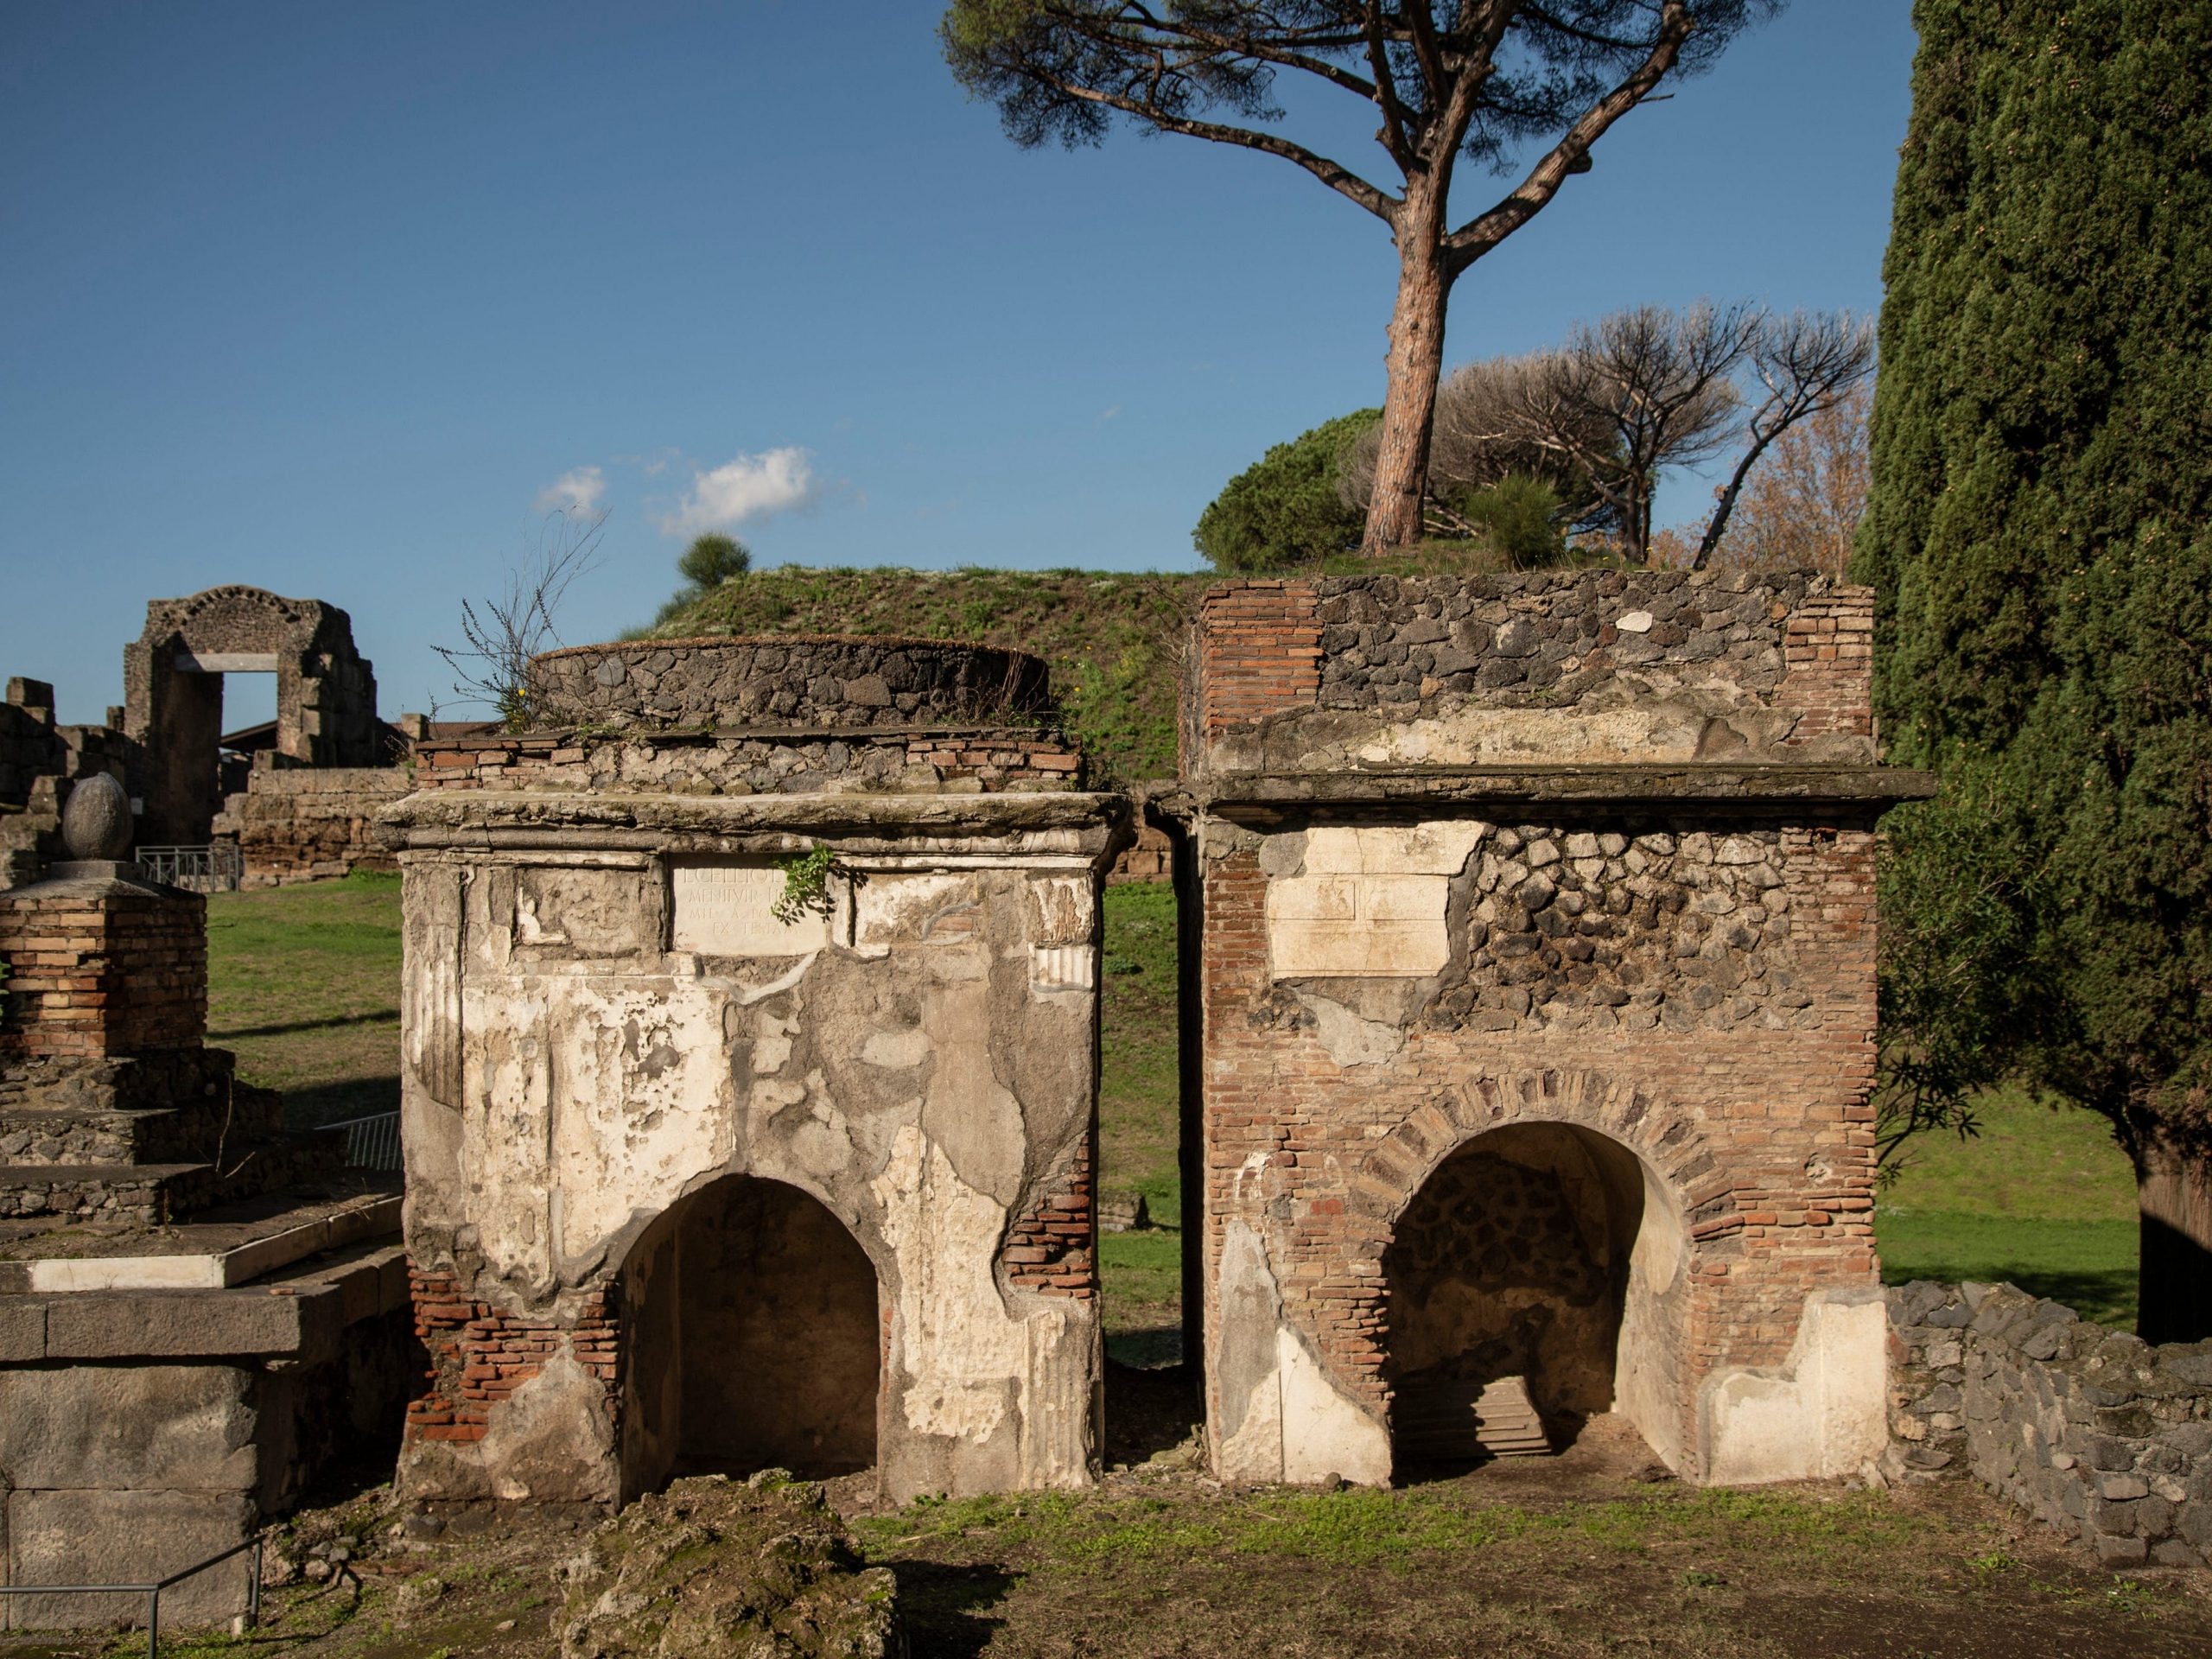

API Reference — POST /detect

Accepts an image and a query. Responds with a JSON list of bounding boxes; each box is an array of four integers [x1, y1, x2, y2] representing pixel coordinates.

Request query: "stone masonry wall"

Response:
[[1182, 569, 1904, 1490], [1183, 570, 1878, 779], [528, 636, 1052, 733], [1887, 1281, 2212, 1568], [1196, 810, 1884, 1486], [215, 765, 410, 886], [410, 728, 1085, 796]]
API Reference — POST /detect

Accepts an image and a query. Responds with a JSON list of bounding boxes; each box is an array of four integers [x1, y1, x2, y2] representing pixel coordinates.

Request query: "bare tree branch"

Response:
[[435, 509, 607, 729], [1693, 310, 1876, 567]]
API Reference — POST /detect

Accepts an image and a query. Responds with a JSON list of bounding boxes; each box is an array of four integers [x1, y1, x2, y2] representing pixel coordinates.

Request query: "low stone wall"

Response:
[[1887, 1281, 2212, 1567], [213, 765, 410, 886], [410, 726, 1086, 795], [527, 634, 1052, 732]]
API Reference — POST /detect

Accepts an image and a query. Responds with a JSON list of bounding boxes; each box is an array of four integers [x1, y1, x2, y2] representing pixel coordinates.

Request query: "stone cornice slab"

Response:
[[380, 789, 1132, 859], [1165, 764, 1937, 817]]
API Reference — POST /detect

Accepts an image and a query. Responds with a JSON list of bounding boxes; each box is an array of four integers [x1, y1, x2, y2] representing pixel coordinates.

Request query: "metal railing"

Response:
[[328, 1109, 402, 1171], [135, 842, 244, 892], [0, 1535, 261, 1657]]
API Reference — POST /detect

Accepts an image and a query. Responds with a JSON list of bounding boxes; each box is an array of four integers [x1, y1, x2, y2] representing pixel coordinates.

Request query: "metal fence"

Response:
[[135, 842, 244, 892], [330, 1109, 402, 1171], [0, 1536, 261, 1657]]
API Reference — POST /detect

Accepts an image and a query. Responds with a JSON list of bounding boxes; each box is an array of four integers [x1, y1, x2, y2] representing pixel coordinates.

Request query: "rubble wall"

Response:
[[1887, 1281, 2212, 1567]]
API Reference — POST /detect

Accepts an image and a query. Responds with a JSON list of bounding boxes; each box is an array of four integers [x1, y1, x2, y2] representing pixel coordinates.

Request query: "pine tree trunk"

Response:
[[1361, 200, 1451, 556], [2134, 1122, 2212, 1343]]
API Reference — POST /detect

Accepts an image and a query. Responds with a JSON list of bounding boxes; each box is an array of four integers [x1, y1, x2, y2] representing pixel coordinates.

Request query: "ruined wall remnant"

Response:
[[124, 586, 382, 844], [1174, 570, 1927, 1487], [383, 634, 1125, 1506], [1886, 1281, 2212, 1568]]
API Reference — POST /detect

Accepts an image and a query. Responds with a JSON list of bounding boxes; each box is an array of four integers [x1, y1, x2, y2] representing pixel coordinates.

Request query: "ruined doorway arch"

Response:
[[619, 1173, 882, 1492], [122, 587, 381, 842], [1384, 1122, 1689, 1474]]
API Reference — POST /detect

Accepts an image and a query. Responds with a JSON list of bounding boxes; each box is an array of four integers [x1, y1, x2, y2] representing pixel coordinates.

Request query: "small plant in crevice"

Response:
[[772, 845, 853, 925]]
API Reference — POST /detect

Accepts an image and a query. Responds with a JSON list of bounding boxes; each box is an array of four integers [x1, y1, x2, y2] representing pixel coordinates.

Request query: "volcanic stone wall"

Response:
[[527, 636, 1052, 732], [1887, 1281, 2212, 1567], [410, 727, 1084, 796]]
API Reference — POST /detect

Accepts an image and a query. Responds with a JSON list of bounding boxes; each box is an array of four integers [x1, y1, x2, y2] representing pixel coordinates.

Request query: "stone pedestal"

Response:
[[0, 864, 206, 1061]]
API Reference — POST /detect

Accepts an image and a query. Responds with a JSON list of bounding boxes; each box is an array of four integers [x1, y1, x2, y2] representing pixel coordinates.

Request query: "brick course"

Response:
[[0, 883, 207, 1059], [405, 1269, 620, 1446]]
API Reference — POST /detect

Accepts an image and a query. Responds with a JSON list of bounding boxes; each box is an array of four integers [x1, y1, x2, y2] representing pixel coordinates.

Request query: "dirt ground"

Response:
[[3, 1377, 2204, 1659]]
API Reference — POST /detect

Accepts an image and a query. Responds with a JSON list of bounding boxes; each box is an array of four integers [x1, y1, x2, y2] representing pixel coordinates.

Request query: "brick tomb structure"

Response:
[[0, 780, 411, 1627], [1170, 572, 1933, 1487], [381, 636, 1127, 1507]]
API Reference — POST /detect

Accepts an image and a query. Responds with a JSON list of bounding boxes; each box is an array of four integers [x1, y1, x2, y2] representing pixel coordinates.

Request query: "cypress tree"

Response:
[[1859, 2, 2212, 1338]]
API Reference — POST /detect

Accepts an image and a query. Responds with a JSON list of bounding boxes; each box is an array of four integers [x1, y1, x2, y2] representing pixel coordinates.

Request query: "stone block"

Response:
[[0, 1296, 45, 1360], [670, 862, 825, 957], [3, 1489, 255, 1629], [2091, 1530, 2147, 1567], [0, 1364, 258, 1491], [42, 1286, 333, 1360]]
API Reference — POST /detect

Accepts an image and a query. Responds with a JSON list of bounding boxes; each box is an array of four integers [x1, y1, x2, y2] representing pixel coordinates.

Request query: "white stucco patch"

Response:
[[1277, 1330, 1390, 1485], [1701, 1289, 1889, 1484], [1292, 990, 1406, 1067], [871, 1125, 1027, 1444]]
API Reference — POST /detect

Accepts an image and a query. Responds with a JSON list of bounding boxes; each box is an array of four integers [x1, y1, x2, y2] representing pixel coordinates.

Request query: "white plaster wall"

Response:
[[1700, 1288, 1890, 1484]]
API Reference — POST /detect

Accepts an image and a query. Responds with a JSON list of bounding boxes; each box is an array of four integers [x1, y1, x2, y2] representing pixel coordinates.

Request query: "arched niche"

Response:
[[1383, 1121, 1689, 1475], [617, 1172, 882, 1495]]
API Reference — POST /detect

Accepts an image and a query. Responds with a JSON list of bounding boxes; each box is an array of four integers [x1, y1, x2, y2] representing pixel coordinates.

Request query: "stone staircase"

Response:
[[1392, 1370, 1555, 1464], [0, 1050, 340, 1226]]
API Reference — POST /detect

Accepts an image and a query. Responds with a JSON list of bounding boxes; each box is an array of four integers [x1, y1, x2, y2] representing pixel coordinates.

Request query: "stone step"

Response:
[[0, 1128, 346, 1225], [1394, 1373, 1554, 1461]]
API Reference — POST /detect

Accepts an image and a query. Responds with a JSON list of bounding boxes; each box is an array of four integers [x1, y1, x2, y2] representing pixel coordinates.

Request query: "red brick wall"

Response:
[[1001, 1137, 1097, 1299], [0, 886, 207, 1058], [1195, 819, 1880, 1472], [1182, 582, 1321, 763], [1779, 591, 1875, 746], [404, 1269, 620, 1446]]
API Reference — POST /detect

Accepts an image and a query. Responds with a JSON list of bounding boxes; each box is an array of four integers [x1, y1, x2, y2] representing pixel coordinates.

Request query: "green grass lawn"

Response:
[[205, 870, 404, 1128], [1876, 1090, 2139, 1327]]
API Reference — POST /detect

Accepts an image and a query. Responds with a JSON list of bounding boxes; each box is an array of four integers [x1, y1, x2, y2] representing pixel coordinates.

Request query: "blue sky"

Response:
[[1, 2, 1917, 726]]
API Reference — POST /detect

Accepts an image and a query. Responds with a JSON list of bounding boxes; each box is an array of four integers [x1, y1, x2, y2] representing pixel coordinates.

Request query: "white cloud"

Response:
[[661, 447, 819, 537], [537, 465, 606, 515]]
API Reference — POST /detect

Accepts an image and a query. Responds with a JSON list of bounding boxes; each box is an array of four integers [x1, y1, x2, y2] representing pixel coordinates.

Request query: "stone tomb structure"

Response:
[[124, 586, 383, 846], [383, 636, 1127, 1506], [1173, 572, 1932, 1487]]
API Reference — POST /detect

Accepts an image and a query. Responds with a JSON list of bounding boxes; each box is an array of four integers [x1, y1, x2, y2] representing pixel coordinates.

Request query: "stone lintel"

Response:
[[1165, 764, 1936, 819], [379, 789, 1134, 861]]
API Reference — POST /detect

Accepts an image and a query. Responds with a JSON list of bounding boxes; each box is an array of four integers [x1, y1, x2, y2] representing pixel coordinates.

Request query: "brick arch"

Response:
[[1336, 1068, 1717, 1473], [1344, 1068, 1715, 1240]]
